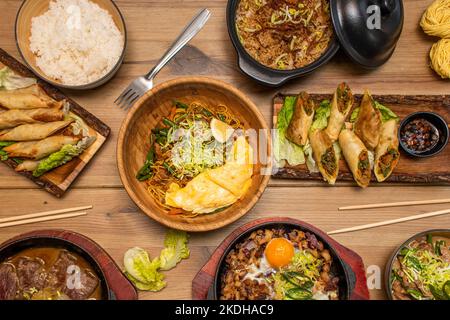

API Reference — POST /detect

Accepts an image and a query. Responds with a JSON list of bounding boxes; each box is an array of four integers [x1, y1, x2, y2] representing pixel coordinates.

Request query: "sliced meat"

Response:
[[46, 250, 78, 289], [47, 250, 99, 300], [16, 257, 46, 291], [0, 263, 19, 300], [62, 269, 99, 300]]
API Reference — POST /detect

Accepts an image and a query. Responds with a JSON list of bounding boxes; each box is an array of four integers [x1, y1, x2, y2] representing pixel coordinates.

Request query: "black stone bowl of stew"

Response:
[[399, 112, 449, 158], [0, 230, 138, 300]]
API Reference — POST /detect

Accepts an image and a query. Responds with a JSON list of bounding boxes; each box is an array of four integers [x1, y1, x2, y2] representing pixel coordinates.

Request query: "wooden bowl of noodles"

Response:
[[117, 77, 271, 232]]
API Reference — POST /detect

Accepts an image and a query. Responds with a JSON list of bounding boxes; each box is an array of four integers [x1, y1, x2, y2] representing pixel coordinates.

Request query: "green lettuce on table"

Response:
[[123, 230, 190, 292]]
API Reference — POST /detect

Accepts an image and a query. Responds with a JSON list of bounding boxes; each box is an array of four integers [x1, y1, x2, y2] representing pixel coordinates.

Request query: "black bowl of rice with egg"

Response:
[[212, 219, 355, 300], [15, 0, 126, 89]]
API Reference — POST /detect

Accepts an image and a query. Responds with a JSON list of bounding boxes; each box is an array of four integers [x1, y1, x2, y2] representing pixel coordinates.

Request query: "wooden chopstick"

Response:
[[0, 205, 93, 224], [339, 199, 450, 211], [328, 208, 450, 236], [0, 211, 87, 229]]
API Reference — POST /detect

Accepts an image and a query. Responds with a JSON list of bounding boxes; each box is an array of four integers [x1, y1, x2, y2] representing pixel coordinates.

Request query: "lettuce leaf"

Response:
[[159, 230, 190, 271], [0, 141, 15, 161], [32, 136, 96, 177], [350, 107, 360, 123], [375, 101, 399, 123], [0, 67, 36, 90], [123, 229, 190, 292], [311, 100, 331, 131], [123, 247, 166, 292], [350, 102, 398, 124], [274, 96, 305, 167]]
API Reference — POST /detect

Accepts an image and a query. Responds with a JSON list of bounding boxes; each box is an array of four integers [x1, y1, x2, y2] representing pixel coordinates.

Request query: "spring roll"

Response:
[[0, 84, 63, 110], [15, 160, 39, 172], [309, 129, 339, 184], [325, 82, 354, 141], [286, 92, 315, 146], [0, 120, 73, 141], [4, 135, 80, 160], [374, 119, 400, 182], [354, 91, 382, 150], [339, 129, 371, 188], [0, 107, 64, 130]]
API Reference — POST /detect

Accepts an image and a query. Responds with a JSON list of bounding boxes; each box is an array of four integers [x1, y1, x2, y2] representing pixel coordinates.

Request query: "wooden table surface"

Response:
[[0, 0, 449, 300]]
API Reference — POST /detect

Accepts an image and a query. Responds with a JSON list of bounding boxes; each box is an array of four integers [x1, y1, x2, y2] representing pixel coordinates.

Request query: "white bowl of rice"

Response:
[[15, 0, 127, 89]]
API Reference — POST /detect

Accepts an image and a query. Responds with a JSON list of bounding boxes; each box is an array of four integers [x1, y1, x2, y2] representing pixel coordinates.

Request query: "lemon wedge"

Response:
[[211, 118, 234, 143]]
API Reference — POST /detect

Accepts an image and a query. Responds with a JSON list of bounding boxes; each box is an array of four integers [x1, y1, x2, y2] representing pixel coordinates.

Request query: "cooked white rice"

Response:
[[29, 0, 124, 86]]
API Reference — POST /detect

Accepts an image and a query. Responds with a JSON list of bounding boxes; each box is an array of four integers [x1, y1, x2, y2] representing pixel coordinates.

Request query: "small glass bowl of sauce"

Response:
[[399, 112, 449, 158]]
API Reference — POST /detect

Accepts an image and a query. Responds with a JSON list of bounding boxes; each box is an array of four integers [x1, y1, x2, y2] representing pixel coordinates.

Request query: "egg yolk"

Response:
[[264, 238, 295, 268]]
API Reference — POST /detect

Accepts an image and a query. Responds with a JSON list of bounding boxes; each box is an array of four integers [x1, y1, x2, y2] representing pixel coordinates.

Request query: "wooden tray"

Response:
[[0, 229, 138, 300], [0, 48, 111, 197], [272, 93, 450, 184], [192, 217, 370, 300]]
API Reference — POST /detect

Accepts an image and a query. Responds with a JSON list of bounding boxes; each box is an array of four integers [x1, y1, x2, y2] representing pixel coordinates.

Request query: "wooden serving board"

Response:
[[0, 229, 138, 300], [0, 48, 111, 197], [192, 217, 370, 300], [272, 93, 450, 184]]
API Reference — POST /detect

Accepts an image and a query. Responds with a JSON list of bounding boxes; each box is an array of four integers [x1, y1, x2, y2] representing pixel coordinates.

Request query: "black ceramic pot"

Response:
[[0, 230, 138, 300], [227, 0, 404, 86], [226, 0, 340, 87]]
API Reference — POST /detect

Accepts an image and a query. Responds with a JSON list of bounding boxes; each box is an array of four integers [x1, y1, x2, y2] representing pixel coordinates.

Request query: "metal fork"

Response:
[[115, 8, 211, 110]]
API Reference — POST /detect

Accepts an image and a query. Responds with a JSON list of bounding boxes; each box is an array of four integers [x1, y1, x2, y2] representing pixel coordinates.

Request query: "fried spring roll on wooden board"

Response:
[[0, 107, 64, 130], [0, 120, 73, 141], [374, 119, 400, 182], [309, 129, 339, 184], [354, 91, 382, 150], [286, 92, 315, 146], [339, 129, 371, 188], [4, 135, 80, 160], [15, 160, 40, 172], [0, 84, 63, 110], [325, 82, 354, 141]]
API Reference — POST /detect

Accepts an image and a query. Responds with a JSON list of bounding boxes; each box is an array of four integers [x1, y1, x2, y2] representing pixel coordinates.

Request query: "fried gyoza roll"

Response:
[[286, 92, 315, 146], [0, 107, 65, 130], [309, 129, 339, 184], [15, 160, 39, 172], [4, 135, 80, 160], [0, 120, 73, 141], [354, 91, 382, 150], [374, 119, 400, 182], [0, 85, 63, 110], [339, 129, 371, 188], [325, 82, 354, 141]]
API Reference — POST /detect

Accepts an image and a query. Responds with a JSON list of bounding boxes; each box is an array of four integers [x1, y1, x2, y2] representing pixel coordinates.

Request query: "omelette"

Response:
[[165, 136, 254, 214]]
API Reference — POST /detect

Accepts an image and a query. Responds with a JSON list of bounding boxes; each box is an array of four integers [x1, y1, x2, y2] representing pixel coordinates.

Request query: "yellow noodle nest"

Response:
[[430, 39, 450, 79], [420, 0, 450, 39]]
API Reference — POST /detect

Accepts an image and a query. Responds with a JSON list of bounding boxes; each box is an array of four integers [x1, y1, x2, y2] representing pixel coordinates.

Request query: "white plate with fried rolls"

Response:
[[0, 48, 110, 197], [273, 83, 450, 186]]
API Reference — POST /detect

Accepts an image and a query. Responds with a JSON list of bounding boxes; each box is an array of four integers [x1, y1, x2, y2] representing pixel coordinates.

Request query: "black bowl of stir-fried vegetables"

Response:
[[386, 229, 450, 300]]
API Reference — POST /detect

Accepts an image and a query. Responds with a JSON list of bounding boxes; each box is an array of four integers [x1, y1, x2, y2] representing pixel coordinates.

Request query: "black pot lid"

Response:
[[330, 0, 404, 68]]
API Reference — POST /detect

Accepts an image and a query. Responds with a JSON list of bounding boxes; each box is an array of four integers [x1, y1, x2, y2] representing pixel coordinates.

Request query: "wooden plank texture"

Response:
[[0, 0, 449, 301]]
